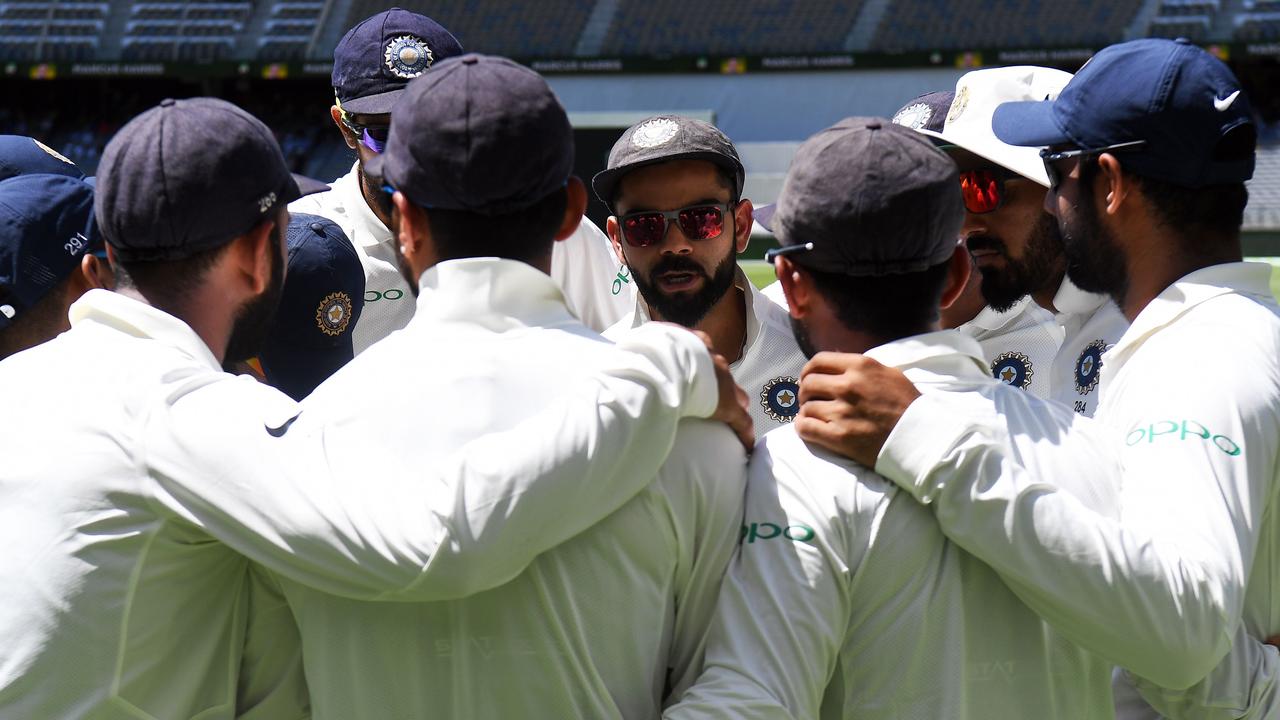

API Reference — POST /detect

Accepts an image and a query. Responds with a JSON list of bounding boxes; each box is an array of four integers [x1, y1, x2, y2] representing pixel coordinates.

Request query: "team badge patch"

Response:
[[991, 351, 1033, 390], [947, 83, 970, 125], [892, 102, 933, 130], [1074, 339, 1107, 395], [631, 118, 679, 149], [384, 35, 432, 79], [760, 376, 800, 423], [316, 291, 353, 337]]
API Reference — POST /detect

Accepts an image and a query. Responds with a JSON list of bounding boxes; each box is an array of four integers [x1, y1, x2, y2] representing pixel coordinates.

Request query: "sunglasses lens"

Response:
[[366, 125, 391, 143], [360, 128, 387, 154], [960, 170, 1002, 214], [623, 213, 666, 247], [676, 205, 725, 240]]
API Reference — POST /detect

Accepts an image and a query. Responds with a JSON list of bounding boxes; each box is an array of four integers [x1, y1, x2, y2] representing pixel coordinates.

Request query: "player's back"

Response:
[[285, 258, 746, 719]]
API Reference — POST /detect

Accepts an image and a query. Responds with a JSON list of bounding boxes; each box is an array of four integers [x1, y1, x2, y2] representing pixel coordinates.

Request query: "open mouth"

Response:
[[657, 271, 703, 291]]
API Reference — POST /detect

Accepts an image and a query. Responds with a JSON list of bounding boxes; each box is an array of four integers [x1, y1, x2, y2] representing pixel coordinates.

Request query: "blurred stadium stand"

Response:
[[600, 0, 864, 56], [870, 0, 1144, 50]]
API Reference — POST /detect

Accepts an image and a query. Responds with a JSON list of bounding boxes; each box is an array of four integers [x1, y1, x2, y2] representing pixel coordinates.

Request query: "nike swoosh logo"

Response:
[[1214, 90, 1241, 112], [264, 413, 301, 437]]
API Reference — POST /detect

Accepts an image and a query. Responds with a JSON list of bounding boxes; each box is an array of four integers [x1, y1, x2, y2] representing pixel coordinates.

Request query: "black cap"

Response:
[[259, 213, 364, 401], [95, 97, 301, 262], [772, 117, 963, 276], [0, 135, 85, 181], [332, 8, 464, 116], [891, 91, 953, 135], [367, 54, 574, 216], [0, 173, 98, 330], [591, 115, 745, 210]]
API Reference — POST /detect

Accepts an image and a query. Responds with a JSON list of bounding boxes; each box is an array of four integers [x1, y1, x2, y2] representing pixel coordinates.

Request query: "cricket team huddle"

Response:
[[0, 6, 1275, 720]]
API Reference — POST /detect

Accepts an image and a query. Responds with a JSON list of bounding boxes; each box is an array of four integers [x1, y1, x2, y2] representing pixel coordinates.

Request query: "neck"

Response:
[[113, 284, 232, 362], [1118, 236, 1241, 321], [358, 164, 393, 229], [819, 324, 934, 356], [1032, 267, 1066, 314], [651, 285, 748, 365]]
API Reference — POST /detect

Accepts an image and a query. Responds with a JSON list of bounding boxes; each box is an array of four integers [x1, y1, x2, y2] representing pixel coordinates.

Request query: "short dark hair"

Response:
[[0, 274, 73, 361], [113, 241, 230, 314], [610, 163, 739, 214], [804, 259, 952, 340], [426, 187, 568, 265]]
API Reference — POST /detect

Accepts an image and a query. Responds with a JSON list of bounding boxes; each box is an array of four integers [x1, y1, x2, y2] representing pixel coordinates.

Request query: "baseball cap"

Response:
[[0, 135, 85, 181], [771, 117, 963, 276], [908, 67, 1073, 186], [367, 54, 574, 216], [992, 38, 1255, 188], [0, 173, 98, 330], [592, 115, 746, 210], [332, 8, 464, 116], [258, 213, 364, 401], [95, 97, 300, 262], [891, 91, 954, 135]]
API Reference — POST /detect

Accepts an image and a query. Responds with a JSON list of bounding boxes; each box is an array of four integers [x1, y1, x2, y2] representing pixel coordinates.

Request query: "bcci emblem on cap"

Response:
[[384, 34, 432, 79], [761, 376, 800, 423], [1075, 339, 1107, 395], [991, 351, 1033, 390], [316, 291, 353, 337]]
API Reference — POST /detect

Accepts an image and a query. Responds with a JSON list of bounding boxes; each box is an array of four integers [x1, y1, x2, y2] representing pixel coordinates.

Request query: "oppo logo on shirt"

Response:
[[364, 288, 407, 302], [741, 522, 816, 544], [1125, 419, 1242, 456]]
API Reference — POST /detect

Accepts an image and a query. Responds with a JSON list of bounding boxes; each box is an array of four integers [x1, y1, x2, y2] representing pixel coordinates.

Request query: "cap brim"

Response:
[[592, 151, 746, 209], [752, 203, 777, 232], [919, 127, 1052, 187], [292, 173, 330, 197], [991, 100, 1072, 148], [338, 88, 403, 116]]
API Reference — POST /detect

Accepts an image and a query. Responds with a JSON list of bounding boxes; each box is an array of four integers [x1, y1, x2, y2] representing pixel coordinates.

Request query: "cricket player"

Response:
[[256, 54, 748, 719], [597, 116, 808, 431], [290, 8, 633, 346], [794, 39, 1280, 718], [665, 118, 1120, 719], [0, 96, 749, 719]]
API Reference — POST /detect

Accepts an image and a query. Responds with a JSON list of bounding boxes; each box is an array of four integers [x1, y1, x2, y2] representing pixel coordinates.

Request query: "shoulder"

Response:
[[752, 425, 894, 510]]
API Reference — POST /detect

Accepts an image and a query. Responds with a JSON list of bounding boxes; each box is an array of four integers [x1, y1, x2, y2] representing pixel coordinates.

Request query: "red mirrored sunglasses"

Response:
[[620, 202, 733, 248], [958, 168, 1019, 214]]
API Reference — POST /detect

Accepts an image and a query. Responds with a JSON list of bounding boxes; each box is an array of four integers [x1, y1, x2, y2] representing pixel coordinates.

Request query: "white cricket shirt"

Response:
[[957, 295, 1062, 399], [0, 286, 721, 719], [877, 262, 1280, 715], [279, 258, 748, 719], [666, 330, 1119, 720], [608, 267, 809, 431], [1044, 277, 1129, 418], [290, 163, 635, 346]]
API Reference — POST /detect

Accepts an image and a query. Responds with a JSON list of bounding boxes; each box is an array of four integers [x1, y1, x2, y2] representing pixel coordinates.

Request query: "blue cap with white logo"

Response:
[[0, 135, 85, 182], [332, 8, 464, 116], [258, 213, 365, 401], [0, 173, 98, 330], [992, 38, 1255, 188]]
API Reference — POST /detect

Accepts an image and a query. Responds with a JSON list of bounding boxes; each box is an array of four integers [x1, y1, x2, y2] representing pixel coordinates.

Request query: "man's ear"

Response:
[[554, 177, 588, 242], [77, 253, 114, 291], [239, 213, 282, 295], [776, 256, 812, 320], [733, 199, 754, 254], [605, 215, 627, 267], [331, 106, 359, 150], [392, 191, 434, 278], [1096, 154, 1132, 217], [939, 244, 972, 310]]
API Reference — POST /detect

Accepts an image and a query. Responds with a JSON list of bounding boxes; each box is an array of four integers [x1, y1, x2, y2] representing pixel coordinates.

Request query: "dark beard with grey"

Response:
[[969, 213, 1065, 312], [631, 248, 737, 328]]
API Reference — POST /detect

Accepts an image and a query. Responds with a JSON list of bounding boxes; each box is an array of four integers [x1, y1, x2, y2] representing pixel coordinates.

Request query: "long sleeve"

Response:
[[142, 322, 721, 602], [1129, 624, 1280, 720], [235, 566, 309, 720]]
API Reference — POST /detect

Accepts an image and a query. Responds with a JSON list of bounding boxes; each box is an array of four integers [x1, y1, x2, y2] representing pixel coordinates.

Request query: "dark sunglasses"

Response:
[[959, 167, 1020, 214], [619, 202, 734, 248], [1039, 140, 1148, 189], [340, 114, 391, 153]]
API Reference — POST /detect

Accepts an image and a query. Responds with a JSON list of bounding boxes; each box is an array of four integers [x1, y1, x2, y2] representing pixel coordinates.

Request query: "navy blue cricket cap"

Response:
[[993, 38, 1255, 188], [95, 97, 301, 262], [0, 135, 85, 181], [891, 91, 954, 136], [258, 213, 364, 401], [333, 7, 464, 116], [367, 54, 574, 216], [0, 173, 98, 330]]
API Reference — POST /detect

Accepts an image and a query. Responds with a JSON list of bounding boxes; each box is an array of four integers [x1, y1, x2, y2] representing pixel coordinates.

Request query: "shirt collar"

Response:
[[1106, 261, 1272, 367], [964, 295, 1033, 332], [333, 162, 392, 248], [68, 289, 221, 370], [864, 329, 990, 381], [1052, 274, 1108, 317], [414, 257, 575, 331]]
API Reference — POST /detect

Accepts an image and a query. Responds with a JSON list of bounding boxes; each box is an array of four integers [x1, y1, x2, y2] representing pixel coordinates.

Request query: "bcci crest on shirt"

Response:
[[1074, 339, 1107, 395], [760, 376, 800, 423], [991, 351, 1033, 390]]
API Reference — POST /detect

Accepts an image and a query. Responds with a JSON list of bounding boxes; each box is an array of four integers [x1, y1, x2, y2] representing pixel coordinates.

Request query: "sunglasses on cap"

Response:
[[619, 202, 735, 248], [340, 113, 391, 154], [1039, 139, 1148, 189], [958, 167, 1022, 215]]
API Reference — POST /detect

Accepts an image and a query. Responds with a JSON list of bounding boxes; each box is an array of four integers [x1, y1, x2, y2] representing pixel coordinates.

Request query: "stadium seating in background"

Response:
[[870, 0, 1143, 50], [601, 0, 864, 56], [0, 1, 106, 61], [121, 0, 250, 61], [257, 0, 321, 60], [1148, 0, 1218, 41], [1236, 0, 1280, 40], [340, 0, 595, 57]]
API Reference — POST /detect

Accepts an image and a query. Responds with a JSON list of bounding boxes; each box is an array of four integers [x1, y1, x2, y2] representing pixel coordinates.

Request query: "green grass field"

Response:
[[743, 258, 1280, 301]]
